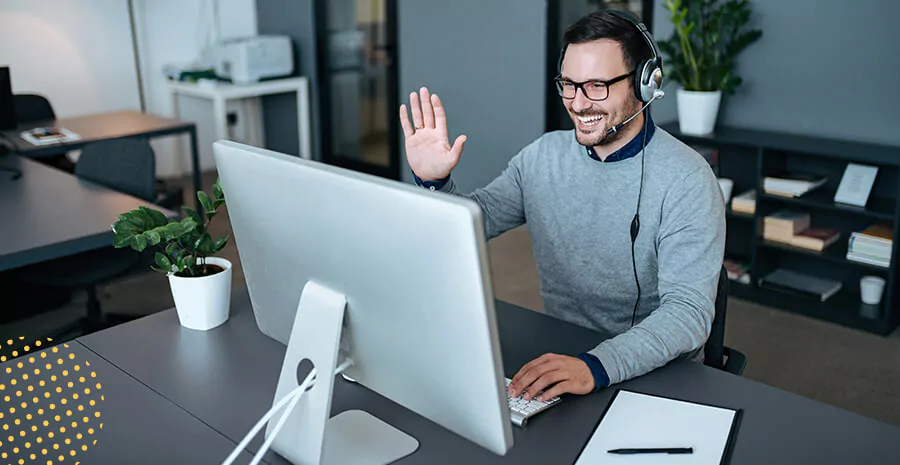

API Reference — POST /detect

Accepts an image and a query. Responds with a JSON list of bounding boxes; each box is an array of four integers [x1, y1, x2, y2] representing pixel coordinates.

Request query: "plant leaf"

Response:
[[145, 208, 169, 227], [198, 191, 214, 214], [154, 252, 172, 270], [212, 235, 229, 253], [182, 207, 203, 227], [213, 179, 224, 201], [145, 230, 162, 246], [133, 234, 148, 252]]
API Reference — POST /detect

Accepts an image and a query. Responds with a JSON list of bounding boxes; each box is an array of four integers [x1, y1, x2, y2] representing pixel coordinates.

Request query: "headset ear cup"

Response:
[[634, 60, 650, 102]]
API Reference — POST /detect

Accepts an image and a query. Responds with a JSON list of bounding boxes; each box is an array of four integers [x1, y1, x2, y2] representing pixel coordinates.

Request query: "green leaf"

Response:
[[213, 179, 224, 201], [213, 199, 225, 209], [145, 208, 169, 227], [166, 242, 180, 257], [155, 252, 172, 270], [198, 191, 214, 214], [212, 235, 229, 254], [145, 230, 162, 246], [151, 266, 169, 274], [113, 231, 134, 249], [133, 235, 149, 252], [182, 207, 203, 227]]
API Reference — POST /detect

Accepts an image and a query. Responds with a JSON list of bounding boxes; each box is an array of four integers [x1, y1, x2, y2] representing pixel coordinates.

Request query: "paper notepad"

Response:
[[575, 390, 742, 465]]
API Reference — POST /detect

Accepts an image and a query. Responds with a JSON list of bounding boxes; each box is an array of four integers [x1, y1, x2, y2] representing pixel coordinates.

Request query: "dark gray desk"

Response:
[[0, 341, 254, 464], [79, 289, 900, 464], [0, 155, 175, 272], [1, 110, 202, 212]]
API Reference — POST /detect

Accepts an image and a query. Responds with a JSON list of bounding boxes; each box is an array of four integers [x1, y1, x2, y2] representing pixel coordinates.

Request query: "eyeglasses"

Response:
[[554, 71, 635, 101]]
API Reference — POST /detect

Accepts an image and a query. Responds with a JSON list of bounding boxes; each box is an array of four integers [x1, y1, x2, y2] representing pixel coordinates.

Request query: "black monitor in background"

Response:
[[0, 67, 15, 130]]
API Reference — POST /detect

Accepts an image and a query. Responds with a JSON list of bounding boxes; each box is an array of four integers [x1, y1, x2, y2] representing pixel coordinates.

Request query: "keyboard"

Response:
[[505, 378, 561, 427]]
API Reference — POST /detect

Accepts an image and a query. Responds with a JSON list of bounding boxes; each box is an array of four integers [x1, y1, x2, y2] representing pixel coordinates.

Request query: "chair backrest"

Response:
[[13, 94, 55, 124], [76, 138, 157, 202], [704, 266, 729, 370]]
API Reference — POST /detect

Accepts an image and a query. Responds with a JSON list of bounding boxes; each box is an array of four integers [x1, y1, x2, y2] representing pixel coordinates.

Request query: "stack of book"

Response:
[[731, 189, 756, 215], [763, 172, 827, 198], [847, 224, 893, 268], [759, 268, 843, 302], [763, 210, 840, 252]]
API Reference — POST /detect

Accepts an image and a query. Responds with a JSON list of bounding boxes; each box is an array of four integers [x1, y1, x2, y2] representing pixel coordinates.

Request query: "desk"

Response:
[[0, 155, 176, 272], [79, 289, 900, 464], [168, 77, 312, 160], [0, 341, 255, 464], [1, 110, 202, 212]]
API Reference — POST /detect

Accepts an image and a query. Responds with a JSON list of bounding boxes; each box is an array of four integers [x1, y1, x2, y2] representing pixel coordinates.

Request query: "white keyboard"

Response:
[[505, 378, 561, 427]]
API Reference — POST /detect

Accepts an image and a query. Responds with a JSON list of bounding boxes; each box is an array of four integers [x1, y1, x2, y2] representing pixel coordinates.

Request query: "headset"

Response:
[[558, 10, 664, 327]]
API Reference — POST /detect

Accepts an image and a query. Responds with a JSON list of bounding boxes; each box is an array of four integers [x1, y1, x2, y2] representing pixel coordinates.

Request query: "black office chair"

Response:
[[14, 139, 160, 336], [704, 267, 748, 375], [13, 93, 75, 172]]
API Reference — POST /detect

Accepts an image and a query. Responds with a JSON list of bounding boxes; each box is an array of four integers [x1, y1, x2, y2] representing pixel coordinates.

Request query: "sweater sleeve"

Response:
[[587, 165, 726, 385]]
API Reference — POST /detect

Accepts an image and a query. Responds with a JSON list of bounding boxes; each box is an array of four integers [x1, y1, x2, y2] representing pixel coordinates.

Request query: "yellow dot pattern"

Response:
[[0, 337, 104, 463]]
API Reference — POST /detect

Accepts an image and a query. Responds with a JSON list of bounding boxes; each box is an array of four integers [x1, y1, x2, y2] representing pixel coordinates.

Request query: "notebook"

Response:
[[575, 390, 742, 465]]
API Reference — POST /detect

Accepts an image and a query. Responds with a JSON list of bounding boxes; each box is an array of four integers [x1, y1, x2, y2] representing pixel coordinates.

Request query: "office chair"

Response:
[[13, 93, 75, 172], [704, 266, 748, 376], [14, 139, 161, 336]]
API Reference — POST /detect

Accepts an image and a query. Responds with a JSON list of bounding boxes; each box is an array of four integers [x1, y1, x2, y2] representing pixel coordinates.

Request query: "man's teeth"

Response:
[[578, 115, 603, 124]]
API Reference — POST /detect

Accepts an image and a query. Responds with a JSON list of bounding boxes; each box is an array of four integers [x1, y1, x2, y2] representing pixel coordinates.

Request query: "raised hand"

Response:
[[399, 87, 467, 181]]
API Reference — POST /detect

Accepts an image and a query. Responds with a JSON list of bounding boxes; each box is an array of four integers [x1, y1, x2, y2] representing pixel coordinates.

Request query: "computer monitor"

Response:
[[214, 141, 513, 462], [0, 67, 15, 130]]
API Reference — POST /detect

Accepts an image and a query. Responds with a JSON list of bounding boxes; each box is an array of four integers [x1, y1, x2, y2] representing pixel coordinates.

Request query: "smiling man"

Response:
[[400, 11, 725, 401]]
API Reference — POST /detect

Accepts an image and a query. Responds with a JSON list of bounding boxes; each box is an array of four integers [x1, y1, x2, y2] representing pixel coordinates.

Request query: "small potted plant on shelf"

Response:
[[111, 179, 232, 331], [658, 0, 762, 135]]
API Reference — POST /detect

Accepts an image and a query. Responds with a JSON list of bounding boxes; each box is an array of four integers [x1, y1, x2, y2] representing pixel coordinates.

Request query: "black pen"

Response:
[[607, 448, 693, 455]]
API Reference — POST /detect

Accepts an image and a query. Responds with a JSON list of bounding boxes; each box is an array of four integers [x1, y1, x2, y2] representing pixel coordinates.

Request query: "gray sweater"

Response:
[[436, 128, 726, 385]]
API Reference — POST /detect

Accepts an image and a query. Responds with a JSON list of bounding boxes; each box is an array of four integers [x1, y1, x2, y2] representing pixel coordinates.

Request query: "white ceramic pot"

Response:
[[677, 89, 722, 136], [168, 257, 232, 331]]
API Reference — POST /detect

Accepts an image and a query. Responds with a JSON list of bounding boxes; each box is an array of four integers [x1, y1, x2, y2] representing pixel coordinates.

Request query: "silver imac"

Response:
[[214, 141, 513, 463]]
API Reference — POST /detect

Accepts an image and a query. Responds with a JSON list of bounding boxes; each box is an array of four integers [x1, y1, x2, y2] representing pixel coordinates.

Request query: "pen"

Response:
[[607, 448, 693, 455]]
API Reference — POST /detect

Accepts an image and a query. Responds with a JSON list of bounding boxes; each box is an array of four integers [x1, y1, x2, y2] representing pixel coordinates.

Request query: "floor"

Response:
[[3, 172, 899, 428]]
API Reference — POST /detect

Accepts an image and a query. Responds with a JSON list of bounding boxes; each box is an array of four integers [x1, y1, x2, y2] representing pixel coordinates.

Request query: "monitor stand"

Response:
[[266, 281, 419, 464]]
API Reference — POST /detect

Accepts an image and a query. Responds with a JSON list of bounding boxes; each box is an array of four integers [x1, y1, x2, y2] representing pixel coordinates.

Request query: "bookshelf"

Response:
[[663, 122, 900, 335]]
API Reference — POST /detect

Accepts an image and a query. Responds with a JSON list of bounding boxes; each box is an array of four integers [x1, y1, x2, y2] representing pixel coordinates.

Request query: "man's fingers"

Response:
[[432, 93, 448, 133], [537, 381, 572, 402], [420, 87, 435, 129], [511, 359, 559, 398], [523, 370, 567, 401], [409, 92, 424, 129], [450, 135, 467, 159], [399, 104, 414, 138], [509, 354, 554, 395]]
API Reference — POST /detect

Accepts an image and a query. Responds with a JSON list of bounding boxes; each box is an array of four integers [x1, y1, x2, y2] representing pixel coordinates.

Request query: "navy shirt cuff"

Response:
[[577, 353, 610, 391], [413, 171, 450, 191]]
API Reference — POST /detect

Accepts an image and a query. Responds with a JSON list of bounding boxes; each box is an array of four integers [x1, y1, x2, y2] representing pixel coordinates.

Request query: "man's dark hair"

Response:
[[561, 11, 653, 75]]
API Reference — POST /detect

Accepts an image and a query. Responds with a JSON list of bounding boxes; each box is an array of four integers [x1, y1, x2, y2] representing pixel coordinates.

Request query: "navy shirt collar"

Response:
[[585, 112, 655, 163]]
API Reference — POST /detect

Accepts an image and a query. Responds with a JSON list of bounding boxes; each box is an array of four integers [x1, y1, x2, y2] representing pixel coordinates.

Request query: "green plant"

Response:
[[111, 179, 229, 277], [658, 0, 762, 94]]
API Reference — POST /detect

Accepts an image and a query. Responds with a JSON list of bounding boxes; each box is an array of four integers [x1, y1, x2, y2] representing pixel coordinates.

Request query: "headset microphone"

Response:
[[605, 89, 665, 137]]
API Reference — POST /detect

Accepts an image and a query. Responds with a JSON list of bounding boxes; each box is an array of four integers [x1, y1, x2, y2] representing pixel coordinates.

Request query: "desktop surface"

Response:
[[0, 155, 176, 272], [77, 288, 900, 464]]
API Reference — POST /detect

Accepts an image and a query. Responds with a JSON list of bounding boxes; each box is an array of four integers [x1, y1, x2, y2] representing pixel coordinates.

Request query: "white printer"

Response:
[[214, 35, 294, 84]]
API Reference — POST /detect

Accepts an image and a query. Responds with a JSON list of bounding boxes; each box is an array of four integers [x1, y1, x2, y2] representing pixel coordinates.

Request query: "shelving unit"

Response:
[[663, 122, 900, 335]]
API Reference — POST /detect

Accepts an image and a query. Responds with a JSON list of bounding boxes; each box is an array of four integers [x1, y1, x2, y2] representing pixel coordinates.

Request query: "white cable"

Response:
[[221, 359, 354, 465]]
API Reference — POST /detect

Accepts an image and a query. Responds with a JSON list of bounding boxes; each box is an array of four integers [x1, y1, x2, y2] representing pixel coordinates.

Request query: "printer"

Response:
[[214, 35, 294, 84]]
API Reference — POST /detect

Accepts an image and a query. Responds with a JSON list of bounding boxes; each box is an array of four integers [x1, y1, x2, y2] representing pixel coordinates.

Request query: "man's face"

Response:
[[560, 40, 641, 147]]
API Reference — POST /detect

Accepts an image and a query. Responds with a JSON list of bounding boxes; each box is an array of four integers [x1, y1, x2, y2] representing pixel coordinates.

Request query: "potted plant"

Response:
[[111, 179, 232, 331], [658, 0, 762, 135]]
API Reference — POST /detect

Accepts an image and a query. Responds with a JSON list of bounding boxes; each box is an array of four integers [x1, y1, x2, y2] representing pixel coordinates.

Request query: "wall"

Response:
[[651, 0, 900, 147], [397, 0, 548, 192], [0, 0, 141, 117], [135, 0, 258, 177], [256, 0, 320, 159]]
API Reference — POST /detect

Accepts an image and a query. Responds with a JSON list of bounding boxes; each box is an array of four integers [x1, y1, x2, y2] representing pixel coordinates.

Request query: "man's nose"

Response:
[[571, 87, 593, 113]]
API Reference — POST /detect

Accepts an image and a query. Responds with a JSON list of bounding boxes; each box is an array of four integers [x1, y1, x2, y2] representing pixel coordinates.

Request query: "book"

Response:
[[763, 172, 827, 197], [731, 189, 756, 214], [787, 228, 841, 251], [855, 223, 893, 245], [20, 127, 81, 146], [763, 210, 811, 238], [846, 251, 891, 268], [759, 269, 842, 302], [848, 237, 892, 260]]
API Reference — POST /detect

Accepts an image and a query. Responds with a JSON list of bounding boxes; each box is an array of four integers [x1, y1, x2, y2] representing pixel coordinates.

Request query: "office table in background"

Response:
[[78, 289, 900, 464], [0, 155, 176, 272], [1, 110, 202, 212], [168, 77, 312, 160]]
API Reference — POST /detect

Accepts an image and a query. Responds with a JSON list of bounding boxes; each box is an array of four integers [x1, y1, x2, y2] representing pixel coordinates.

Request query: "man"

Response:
[[399, 11, 725, 402]]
